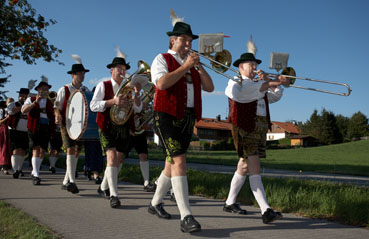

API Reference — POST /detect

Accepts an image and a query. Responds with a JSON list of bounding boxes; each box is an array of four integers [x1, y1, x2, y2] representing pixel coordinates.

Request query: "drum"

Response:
[[66, 90, 99, 140]]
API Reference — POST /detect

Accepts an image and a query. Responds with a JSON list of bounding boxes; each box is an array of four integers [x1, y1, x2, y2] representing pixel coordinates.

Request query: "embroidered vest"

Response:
[[228, 95, 271, 133], [153, 53, 202, 121], [61, 85, 70, 124], [27, 97, 56, 133]]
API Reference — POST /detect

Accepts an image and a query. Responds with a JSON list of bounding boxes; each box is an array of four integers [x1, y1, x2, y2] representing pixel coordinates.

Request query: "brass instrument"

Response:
[[188, 47, 351, 96], [48, 91, 57, 101], [253, 67, 352, 96], [109, 60, 151, 125], [134, 81, 155, 135]]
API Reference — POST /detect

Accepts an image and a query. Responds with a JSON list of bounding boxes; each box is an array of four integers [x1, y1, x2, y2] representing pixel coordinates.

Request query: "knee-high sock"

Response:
[[151, 171, 171, 206], [171, 176, 192, 220], [17, 155, 25, 171], [226, 172, 246, 205], [100, 168, 109, 191], [140, 161, 150, 186], [249, 174, 270, 214], [117, 163, 123, 178], [32, 157, 43, 177], [49, 156, 57, 168], [106, 166, 118, 197], [67, 155, 77, 183], [11, 155, 18, 172]]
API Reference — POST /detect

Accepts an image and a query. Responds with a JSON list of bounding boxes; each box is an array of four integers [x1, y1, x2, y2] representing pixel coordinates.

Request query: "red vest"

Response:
[[61, 85, 70, 124], [228, 95, 271, 133], [153, 53, 202, 121], [8, 102, 24, 129], [96, 81, 136, 132], [27, 97, 56, 134]]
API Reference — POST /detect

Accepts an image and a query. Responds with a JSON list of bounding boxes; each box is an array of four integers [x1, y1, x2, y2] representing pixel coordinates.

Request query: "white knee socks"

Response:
[[11, 155, 25, 172], [151, 171, 171, 206], [226, 172, 246, 205], [49, 156, 57, 168], [171, 176, 192, 220], [106, 166, 118, 197], [66, 155, 77, 183], [249, 174, 270, 214], [140, 161, 150, 186], [31, 157, 43, 177]]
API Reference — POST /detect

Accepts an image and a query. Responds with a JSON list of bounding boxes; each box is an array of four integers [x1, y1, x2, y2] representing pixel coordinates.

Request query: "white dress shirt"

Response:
[[7, 101, 28, 131], [23, 97, 48, 119], [151, 49, 194, 107], [90, 78, 142, 113], [225, 75, 284, 116], [54, 83, 90, 111]]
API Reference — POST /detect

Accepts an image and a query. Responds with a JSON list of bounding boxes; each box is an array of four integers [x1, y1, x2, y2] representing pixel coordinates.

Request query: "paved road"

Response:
[[1, 166, 368, 239]]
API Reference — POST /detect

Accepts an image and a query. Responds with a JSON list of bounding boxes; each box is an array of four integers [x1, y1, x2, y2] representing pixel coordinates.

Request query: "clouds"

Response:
[[203, 90, 225, 96], [88, 77, 110, 86]]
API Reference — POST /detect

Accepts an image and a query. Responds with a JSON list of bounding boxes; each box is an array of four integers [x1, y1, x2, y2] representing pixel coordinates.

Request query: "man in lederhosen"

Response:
[[54, 55, 90, 194], [224, 37, 288, 223], [148, 10, 214, 233], [90, 51, 142, 208], [22, 79, 56, 185], [7, 88, 30, 178]]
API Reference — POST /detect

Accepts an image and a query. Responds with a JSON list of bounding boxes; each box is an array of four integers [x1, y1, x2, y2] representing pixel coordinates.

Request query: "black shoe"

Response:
[[61, 184, 68, 190], [180, 215, 201, 233], [95, 177, 102, 184], [13, 170, 20, 179], [223, 203, 247, 215], [110, 196, 121, 208], [143, 183, 156, 192], [20, 171, 24, 176], [49, 167, 56, 174], [148, 203, 171, 219], [97, 186, 110, 199], [32, 177, 41, 185], [67, 182, 79, 194], [262, 208, 282, 224]]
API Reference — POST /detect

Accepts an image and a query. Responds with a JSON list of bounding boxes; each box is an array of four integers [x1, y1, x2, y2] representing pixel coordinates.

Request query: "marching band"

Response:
[[0, 8, 306, 233]]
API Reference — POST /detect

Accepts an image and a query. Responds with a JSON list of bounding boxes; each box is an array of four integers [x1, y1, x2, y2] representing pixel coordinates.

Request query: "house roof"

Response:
[[272, 121, 300, 134], [195, 118, 232, 131]]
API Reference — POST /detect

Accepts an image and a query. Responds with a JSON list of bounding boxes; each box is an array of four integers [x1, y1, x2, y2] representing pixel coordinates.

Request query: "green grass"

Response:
[[129, 140, 369, 176], [0, 201, 61, 239], [119, 164, 369, 227]]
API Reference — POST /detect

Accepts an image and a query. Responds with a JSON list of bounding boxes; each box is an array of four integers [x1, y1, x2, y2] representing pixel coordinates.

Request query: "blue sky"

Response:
[[4, 0, 369, 123]]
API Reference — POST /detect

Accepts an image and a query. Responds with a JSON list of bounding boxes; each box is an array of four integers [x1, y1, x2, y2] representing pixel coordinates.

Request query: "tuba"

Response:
[[109, 60, 151, 125], [134, 81, 155, 135]]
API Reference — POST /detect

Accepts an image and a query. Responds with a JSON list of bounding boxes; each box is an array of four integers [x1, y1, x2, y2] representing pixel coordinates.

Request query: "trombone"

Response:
[[254, 67, 352, 96], [187, 48, 351, 96]]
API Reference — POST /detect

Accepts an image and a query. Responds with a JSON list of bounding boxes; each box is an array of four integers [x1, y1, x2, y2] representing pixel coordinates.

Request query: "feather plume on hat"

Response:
[[72, 54, 82, 64], [41, 75, 48, 83], [115, 46, 126, 59], [247, 35, 257, 56], [170, 9, 184, 26], [28, 79, 37, 90]]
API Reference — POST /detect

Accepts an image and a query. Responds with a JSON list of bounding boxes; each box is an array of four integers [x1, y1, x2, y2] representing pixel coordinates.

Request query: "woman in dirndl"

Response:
[[0, 100, 12, 175]]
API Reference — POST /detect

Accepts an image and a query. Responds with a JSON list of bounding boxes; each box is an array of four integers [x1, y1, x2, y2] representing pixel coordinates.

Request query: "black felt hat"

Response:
[[167, 22, 198, 40], [106, 57, 131, 70], [16, 88, 30, 95], [67, 64, 90, 74], [35, 81, 52, 90], [233, 53, 262, 67]]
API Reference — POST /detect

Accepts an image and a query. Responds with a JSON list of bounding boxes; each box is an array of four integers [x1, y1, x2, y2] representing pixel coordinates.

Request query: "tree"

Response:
[[336, 114, 350, 142], [0, 76, 10, 100], [0, 0, 63, 75], [347, 111, 369, 140]]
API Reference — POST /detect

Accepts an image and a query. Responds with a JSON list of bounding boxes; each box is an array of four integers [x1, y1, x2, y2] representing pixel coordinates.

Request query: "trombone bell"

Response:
[[211, 50, 232, 73]]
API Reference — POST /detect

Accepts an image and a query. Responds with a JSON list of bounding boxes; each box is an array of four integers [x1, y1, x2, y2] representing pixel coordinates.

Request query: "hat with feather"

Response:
[[233, 35, 262, 67], [166, 9, 198, 39], [35, 75, 52, 90], [67, 55, 90, 74], [107, 46, 131, 70]]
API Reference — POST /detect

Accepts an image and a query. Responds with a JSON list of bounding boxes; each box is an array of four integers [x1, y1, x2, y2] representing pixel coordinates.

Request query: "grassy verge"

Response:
[[119, 164, 369, 227], [128, 140, 369, 176], [0, 201, 61, 239]]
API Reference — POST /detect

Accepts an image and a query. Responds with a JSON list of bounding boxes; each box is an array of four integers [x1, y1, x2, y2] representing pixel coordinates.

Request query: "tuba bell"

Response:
[[134, 81, 155, 135], [109, 60, 151, 125], [48, 91, 57, 101]]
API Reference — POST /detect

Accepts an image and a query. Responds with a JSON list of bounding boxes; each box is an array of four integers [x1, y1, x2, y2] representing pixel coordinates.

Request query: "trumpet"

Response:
[[254, 67, 352, 96], [109, 60, 151, 125], [48, 91, 57, 101]]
